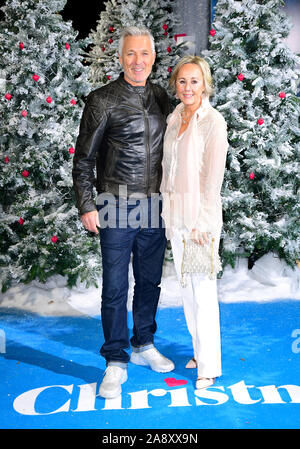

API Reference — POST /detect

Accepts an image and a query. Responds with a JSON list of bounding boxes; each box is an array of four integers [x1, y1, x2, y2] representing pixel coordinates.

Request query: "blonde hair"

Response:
[[169, 55, 214, 97]]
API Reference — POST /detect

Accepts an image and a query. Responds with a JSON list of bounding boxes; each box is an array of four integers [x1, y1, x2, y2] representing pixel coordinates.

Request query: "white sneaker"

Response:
[[130, 347, 174, 373], [196, 377, 215, 389], [99, 366, 127, 399]]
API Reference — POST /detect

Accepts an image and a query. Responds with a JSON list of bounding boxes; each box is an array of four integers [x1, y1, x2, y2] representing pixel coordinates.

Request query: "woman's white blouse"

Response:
[[160, 97, 229, 240]]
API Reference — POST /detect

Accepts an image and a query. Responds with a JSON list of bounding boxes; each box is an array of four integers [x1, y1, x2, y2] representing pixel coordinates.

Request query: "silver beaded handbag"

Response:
[[180, 233, 222, 287]]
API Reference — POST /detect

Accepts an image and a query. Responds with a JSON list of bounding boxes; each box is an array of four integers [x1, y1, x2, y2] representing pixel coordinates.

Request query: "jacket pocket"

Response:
[[104, 149, 117, 178]]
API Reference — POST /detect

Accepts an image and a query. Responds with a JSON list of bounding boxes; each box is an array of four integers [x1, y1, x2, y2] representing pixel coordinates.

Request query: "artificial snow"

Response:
[[0, 253, 299, 317]]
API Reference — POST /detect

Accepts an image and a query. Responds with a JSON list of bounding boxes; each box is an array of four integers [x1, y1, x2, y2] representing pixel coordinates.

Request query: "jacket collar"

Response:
[[118, 72, 151, 95]]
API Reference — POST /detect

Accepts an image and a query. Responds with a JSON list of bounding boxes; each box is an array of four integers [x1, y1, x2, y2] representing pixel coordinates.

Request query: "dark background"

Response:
[[60, 0, 106, 38], [0, 0, 106, 38]]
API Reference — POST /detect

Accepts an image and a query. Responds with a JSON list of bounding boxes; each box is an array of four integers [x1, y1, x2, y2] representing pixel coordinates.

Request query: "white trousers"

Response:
[[171, 228, 222, 378]]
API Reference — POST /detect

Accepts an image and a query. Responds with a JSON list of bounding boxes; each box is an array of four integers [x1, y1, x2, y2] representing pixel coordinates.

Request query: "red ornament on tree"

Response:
[[22, 170, 29, 177], [5, 93, 12, 100], [46, 96, 53, 103], [109, 26, 115, 32], [167, 46, 171, 53], [237, 73, 244, 81], [4, 156, 10, 164], [18, 218, 24, 225], [65, 43, 70, 50], [102, 46, 105, 52], [257, 118, 264, 125], [279, 91, 286, 99], [68, 147, 75, 154], [108, 38, 113, 44], [32, 74, 39, 81], [164, 32, 168, 36], [106, 75, 111, 80], [209, 29, 216, 36], [21, 110, 28, 117], [70, 99, 77, 105], [249, 172, 255, 180], [168, 67, 172, 73], [51, 235, 58, 243], [163, 24, 168, 31], [19, 42, 24, 50]]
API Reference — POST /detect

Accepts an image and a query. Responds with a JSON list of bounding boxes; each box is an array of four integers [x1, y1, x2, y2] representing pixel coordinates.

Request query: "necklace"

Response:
[[181, 109, 193, 125], [180, 99, 203, 124]]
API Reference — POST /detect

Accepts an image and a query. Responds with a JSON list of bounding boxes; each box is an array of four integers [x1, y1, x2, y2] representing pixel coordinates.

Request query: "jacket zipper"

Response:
[[138, 93, 150, 194]]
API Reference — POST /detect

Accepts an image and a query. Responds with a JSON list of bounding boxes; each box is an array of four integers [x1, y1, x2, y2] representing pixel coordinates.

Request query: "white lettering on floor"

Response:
[[12, 380, 300, 416]]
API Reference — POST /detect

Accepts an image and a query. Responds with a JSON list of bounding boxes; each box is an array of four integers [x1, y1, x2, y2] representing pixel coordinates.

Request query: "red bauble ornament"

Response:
[[237, 73, 244, 81], [32, 74, 39, 81], [21, 110, 28, 117], [109, 26, 114, 32], [164, 32, 168, 36], [4, 156, 10, 164], [18, 218, 24, 225], [46, 96, 53, 103], [168, 67, 172, 73], [249, 172, 255, 180], [22, 170, 29, 177], [209, 29, 216, 36], [70, 99, 77, 105], [163, 24, 168, 30], [106, 75, 111, 80], [5, 93, 12, 100], [108, 38, 113, 44], [167, 46, 171, 53], [279, 91, 286, 99], [65, 42, 70, 50], [102, 46, 105, 52], [51, 235, 58, 243], [19, 42, 24, 50], [257, 118, 264, 125], [68, 147, 75, 154]]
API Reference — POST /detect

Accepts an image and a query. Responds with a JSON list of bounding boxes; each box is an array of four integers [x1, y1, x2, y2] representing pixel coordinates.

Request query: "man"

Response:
[[72, 26, 174, 399]]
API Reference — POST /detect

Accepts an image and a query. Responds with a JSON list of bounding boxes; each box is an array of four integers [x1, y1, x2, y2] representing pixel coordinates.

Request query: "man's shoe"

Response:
[[130, 347, 174, 373], [99, 366, 127, 399]]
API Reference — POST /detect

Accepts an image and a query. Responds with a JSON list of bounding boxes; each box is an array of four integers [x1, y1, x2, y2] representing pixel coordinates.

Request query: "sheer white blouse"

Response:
[[160, 97, 229, 241]]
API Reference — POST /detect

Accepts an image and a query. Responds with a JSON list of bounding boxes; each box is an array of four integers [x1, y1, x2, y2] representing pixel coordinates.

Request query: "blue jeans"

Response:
[[97, 195, 166, 367]]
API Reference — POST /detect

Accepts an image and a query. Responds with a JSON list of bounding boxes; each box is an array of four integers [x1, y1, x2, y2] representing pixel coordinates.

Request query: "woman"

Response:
[[160, 56, 228, 389]]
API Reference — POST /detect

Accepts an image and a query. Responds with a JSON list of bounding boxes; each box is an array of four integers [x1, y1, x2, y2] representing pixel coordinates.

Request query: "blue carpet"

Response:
[[0, 301, 300, 429]]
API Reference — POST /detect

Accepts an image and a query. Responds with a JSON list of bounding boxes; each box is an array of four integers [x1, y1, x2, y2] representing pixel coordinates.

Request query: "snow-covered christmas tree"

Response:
[[0, 0, 101, 292], [205, 0, 300, 271], [86, 0, 183, 92]]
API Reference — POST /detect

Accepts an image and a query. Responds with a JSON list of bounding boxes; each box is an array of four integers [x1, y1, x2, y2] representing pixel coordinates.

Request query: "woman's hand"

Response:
[[190, 229, 209, 246]]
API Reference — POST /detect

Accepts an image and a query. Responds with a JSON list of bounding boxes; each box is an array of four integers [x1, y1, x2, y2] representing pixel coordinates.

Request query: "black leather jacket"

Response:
[[72, 73, 170, 215]]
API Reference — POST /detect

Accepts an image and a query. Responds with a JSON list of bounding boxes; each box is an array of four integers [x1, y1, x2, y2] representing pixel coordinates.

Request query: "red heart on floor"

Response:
[[164, 377, 188, 387]]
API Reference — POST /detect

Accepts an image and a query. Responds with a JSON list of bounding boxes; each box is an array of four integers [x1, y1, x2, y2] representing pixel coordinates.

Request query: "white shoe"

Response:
[[196, 377, 215, 389], [130, 347, 174, 373], [99, 366, 127, 399]]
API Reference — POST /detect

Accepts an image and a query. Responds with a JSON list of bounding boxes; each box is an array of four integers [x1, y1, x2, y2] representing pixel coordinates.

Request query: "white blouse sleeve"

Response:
[[194, 115, 229, 233]]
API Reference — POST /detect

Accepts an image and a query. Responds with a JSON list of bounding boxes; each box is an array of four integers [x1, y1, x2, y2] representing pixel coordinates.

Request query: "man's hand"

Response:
[[81, 210, 100, 234], [190, 229, 209, 246]]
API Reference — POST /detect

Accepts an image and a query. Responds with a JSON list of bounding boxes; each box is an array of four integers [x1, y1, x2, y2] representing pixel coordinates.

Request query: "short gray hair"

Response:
[[118, 26, 155, 55]]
